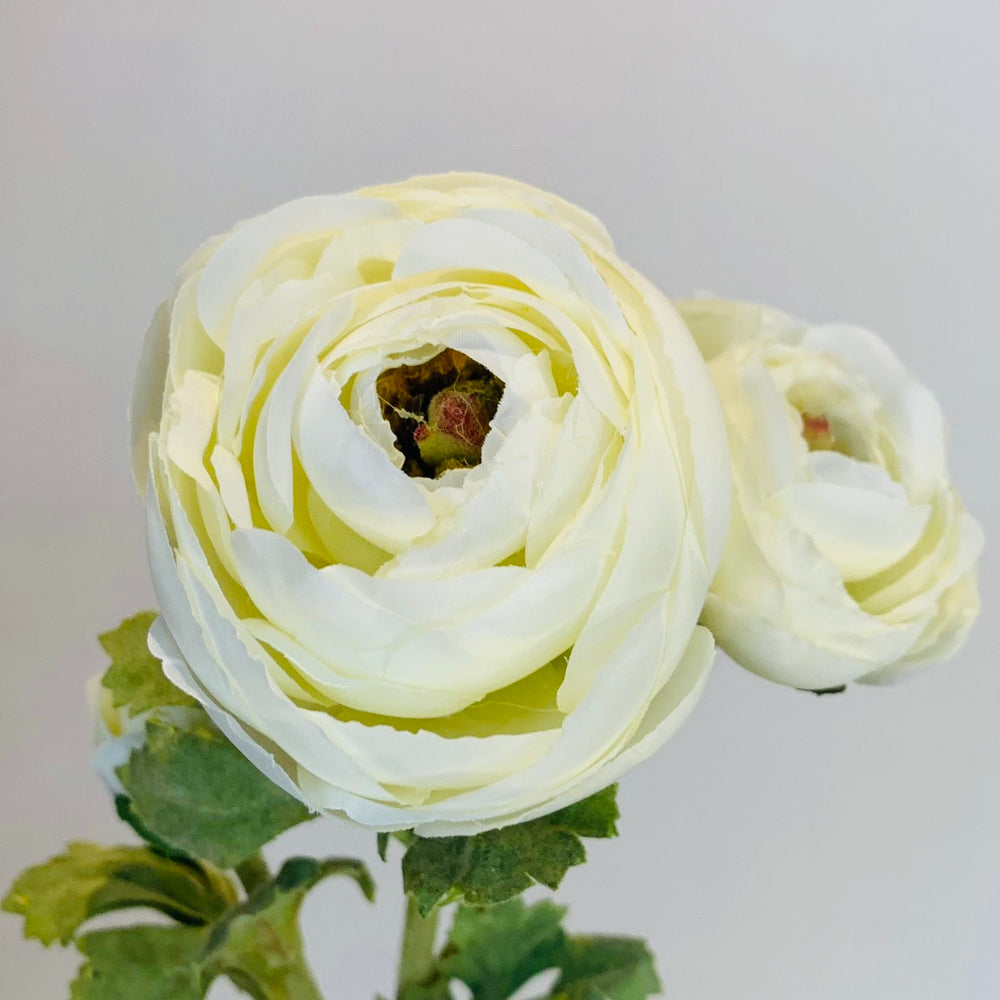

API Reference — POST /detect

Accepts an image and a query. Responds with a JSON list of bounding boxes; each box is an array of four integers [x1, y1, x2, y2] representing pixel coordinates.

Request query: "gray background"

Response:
[[2, 2, 998, 997]]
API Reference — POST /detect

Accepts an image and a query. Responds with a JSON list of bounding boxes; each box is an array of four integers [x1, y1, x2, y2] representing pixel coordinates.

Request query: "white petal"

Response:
[[164, 371, 220, 490], [130, 301, 170, 493], [230, 527, 602, 704], [294, 369, 435, 552], [196, 196, 399, 342], [771, 474, 931, 582], [394, 217, 574, 295]]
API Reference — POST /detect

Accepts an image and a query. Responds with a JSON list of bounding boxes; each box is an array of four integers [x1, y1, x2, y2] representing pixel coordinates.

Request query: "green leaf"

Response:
[[552, 935, 661, 1000], [443, 899, 567, 1000], [404, 898, 660, 1000], [377, 832, 390, 862], [59, 856, 372, 1000], [205, 856, 374, 1000], [71, 925, 210, 1000], [396, 982, 453, 1000], [402, 786, 619, 915], [114, 795, 194, 861], [2, 842, 236, 946], [99, 612, 197, 716], [116, 717, 312, 868]]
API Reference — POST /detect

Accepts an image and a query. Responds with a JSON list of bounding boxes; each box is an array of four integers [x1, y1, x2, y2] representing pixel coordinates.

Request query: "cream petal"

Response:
[[559, 367, 692, 711], [704, 593, 903, 689], [461, 208, 633, 346], [230, 527, 602, 704], [801, 325, 946, 490], [771, 477, 931, 582], [300, 714, 560, 794], [393, 217, 574, 295], [163, 371, 220, 490], [149, 446, 401, 801], [148, 617, 309, 806], [412, 625, 715, 836], [381, 396, 567, 579], [525, 394, 617, 566], [196, 196, 399, 342], [244, 619, 472, 718], [130, 301, 170, 493], [294, 369, 435, 551], [674, 298, 803, 362], [404, 594, 676, 824], [253, 313, 350, 533], [625, 276, 733, 572], [361, 172, 616, 252], [210, 446, 253, 530]]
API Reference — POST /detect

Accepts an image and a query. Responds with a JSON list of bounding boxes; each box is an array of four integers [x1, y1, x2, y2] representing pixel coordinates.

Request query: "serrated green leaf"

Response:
[[403, 897, 660, 1000], [205, 856, 374, 1000], [545, 785, 619, 839], [116, 718, 312, 868], [99, 612, 197, 716], [552, 936, 660, 1000], [60, 856, 372, 1000], [402, 786, 619, 915], [443, 899, 567, 1000], [71, 924, 210, 1000], [1, 842, 236, 946]]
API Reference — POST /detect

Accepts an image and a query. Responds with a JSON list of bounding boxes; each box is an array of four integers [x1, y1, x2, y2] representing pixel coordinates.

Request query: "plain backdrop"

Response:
[[2, 2, 998, 998]]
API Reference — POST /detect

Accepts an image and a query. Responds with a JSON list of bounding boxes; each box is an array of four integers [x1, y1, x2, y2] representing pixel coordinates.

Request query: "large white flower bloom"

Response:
[[131, 174, 731, 834], [678, 298, 983, 690]]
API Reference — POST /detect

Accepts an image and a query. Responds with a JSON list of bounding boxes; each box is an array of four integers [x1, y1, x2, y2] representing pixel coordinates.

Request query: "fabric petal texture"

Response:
[[133, 173, 732, 833]]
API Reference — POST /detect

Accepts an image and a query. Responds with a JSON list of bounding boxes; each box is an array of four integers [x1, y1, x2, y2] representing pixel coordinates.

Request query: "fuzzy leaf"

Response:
[[404, 898, 660, 1000], [116, 717, 312, 868], [114, 794, 194, 861], [62, 857, 372, 1000], [2, 842, 236, 946], [99, 612, 197, 716], [205, 857, 374, 999], [443, 899, 567, 1000], [71, 925, 210, 1000], [553, 935, 661, 1000], [403, 786, 619, 915]]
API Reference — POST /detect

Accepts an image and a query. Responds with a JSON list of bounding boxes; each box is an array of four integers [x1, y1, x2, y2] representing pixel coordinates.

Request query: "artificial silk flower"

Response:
[[678, 298, 983, 690], [130, 173, 732, 834]]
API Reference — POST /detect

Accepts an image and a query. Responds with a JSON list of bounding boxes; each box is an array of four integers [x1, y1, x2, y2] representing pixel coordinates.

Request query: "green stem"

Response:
[[396, 897, 440, 997], [235, 851, 271, 895]]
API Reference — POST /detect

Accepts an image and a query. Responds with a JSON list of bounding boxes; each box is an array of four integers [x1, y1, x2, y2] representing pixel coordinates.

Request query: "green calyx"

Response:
[[376, 348, 504, 478], [414, 378, 504, 473]]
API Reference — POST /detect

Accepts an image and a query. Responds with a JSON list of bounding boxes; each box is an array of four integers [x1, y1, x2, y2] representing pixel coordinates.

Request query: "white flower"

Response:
[[131, 173, 731, 834], [678, 298, 983, 690]]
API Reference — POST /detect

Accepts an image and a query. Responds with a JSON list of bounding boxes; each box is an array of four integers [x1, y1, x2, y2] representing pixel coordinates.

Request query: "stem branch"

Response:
[[395, 897, 439, 997]]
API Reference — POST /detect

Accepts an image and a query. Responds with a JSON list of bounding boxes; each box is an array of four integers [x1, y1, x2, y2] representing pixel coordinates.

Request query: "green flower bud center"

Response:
[[376, 348, 505, 478]]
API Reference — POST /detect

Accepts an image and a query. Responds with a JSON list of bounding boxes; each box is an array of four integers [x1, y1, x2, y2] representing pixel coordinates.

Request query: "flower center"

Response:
[[377, 348, 505, 478], [800, 412, 837, 451]]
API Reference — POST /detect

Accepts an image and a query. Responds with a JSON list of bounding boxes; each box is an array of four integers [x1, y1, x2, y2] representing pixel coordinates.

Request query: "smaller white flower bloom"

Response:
[[677, 298, 983, 690]]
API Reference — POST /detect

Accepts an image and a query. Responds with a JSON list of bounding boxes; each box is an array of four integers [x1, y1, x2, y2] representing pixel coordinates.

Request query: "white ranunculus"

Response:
[[131, 173, 731, 834], [677, 298, 983, 691]]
